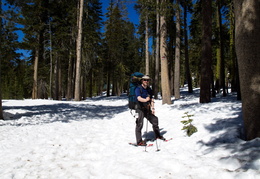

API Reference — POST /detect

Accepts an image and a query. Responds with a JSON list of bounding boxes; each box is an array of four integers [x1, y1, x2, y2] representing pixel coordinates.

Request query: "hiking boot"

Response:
[[158, 136, 166, 141], [137, 140, 147, 146]]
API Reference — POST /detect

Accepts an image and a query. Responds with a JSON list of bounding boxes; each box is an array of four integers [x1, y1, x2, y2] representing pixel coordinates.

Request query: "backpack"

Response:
[[128, 72, 144, 109]]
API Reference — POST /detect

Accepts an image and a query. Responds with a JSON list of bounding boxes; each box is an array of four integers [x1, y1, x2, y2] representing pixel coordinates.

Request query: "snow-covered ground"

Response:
[[0, 87, 259, 179]]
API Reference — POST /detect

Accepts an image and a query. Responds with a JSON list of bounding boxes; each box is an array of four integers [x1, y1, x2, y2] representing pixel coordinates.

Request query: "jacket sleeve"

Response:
[[135, 86, 141, 98]]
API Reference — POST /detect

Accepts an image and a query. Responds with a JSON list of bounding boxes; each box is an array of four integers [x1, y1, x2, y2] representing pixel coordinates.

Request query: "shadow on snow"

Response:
[[185, 93, 259, 171], [1, 99, 128, 126], [169, 89, 259, 171]]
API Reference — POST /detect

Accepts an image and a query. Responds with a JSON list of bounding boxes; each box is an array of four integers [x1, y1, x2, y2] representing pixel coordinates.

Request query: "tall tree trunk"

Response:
[[0, 39, 2, 119], [0, 0, 3, 119], [74, 0, 84, 101], [145, 15, 149, 75], [49, 19, 53, 99], [174, 0, 181, 99], [67, 49, 73, 100], [168, 8, 175, 95], [216, 0, 226, 96], [160, 0, 172, 105], [234, 0, 260, 140], [229, 2, 239, 95], [32, 46, 39, 99], [215, 7, 221, 94], [200, 0, 212, 103], [218, 1, 226, 97], [54, 55, 60, 100], [32, 0, 46, 99], [58, 57, 62, 100], [154, 0, 160, 99], [184, 3, 193, 93]]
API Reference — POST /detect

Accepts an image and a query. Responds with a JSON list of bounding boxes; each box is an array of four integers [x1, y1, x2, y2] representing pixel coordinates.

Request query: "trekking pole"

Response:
[[155, 138, 160, 152], [145, 118, 148, 152]]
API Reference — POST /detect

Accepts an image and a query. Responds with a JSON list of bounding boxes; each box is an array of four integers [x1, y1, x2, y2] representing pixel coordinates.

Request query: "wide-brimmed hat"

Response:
[[142, 75, 151, 80]]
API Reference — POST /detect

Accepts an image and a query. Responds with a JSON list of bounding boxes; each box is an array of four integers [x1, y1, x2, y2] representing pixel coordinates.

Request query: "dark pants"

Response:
[[135, 109, 161, 144]]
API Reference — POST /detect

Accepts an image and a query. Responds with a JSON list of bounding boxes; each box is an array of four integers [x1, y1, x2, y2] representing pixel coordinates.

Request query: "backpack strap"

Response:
[[137, 85, 143, 94], [137, 85, 153, 97]]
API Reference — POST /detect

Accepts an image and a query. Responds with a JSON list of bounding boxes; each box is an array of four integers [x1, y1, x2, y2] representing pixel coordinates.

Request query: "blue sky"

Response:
[[2, 0, 140, 58], [100, 0, 139, 25]]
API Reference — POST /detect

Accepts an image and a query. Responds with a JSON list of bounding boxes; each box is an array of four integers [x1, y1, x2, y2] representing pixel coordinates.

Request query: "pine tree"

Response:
[[182, 0, 193, 93], [82, 0, 103, 98], [154, 0, 160, 99], [104, 2, 130, 96], [234, 0, 260, 140], [200, 0, 212, 103], [215, 0, 226, 97], [136, 0, 152, 76], [74, 0, 84, 101], [49, 0, 78, 100], [174, 0, 181, 99], [226, 0, 240, 98], [160, 0, 172, 105], [189, 1, 202, 88], [1, 0, 22, 99], [0, 0, 3, 119], [11, 0, 50, 99]]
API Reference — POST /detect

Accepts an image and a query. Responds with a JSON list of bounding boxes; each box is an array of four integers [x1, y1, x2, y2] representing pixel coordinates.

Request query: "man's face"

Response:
[[142, 79, 150, 85]]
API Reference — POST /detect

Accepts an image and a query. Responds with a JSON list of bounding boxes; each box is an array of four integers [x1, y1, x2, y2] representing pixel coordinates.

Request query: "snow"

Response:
[[0, 87, 260, 179]]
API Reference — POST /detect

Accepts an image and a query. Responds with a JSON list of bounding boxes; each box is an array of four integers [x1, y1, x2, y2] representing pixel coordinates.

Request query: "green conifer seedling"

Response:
[[181, 112, 198, 137]]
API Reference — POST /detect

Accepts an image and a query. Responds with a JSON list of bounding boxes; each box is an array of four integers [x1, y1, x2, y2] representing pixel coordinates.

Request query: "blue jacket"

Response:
[[135, 85, 153, 109]]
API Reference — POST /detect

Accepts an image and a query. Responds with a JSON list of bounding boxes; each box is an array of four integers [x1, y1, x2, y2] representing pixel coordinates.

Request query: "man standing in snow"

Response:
[[135, 75, 165, 146]]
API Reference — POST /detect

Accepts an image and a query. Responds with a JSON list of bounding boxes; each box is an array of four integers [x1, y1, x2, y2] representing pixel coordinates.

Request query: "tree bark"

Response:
[[234, 0, 260, 140], [154, 0, 160, 99], [0, 0, 3, 119], [218, 1, 226, 97], [32, 46, 39, 99], [216, 0, 226, 96], [49, 19, 53, 99], [67, 49, 74, 100], [160, 0, 172, 105], [54, 56, 59, 100], [174, 0, 181, 99], [200, 0, 212, 103], [145, 15, 149, 75], [229, 2, 237, 93], [58, 57, 62, 100], [74, 0, 84, 101]]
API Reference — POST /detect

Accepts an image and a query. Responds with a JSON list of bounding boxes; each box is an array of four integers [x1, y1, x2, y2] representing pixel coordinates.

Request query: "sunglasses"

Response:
[[143, 79, 150, 81]]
